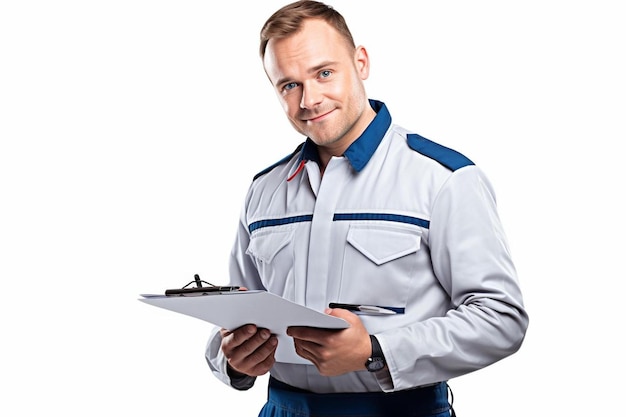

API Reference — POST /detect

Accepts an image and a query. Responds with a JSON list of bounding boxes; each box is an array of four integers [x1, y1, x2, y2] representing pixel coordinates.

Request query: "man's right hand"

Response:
[[220, 324, 278, 377]]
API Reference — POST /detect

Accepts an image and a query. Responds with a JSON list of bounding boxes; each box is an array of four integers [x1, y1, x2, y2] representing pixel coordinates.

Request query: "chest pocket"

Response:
[[339, 224, 421, 308], [246, 229, 295, 297]]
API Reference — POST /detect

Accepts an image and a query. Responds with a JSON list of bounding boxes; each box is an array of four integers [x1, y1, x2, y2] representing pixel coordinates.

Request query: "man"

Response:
[[205, 1, 529, 416]]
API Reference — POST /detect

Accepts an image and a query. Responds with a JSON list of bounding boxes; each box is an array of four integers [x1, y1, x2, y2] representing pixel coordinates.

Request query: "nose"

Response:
[[300, 81, 323, 109]]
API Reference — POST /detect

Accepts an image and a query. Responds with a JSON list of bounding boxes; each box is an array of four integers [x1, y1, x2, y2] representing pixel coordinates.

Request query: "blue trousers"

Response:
[[258, 377, 453, 417]]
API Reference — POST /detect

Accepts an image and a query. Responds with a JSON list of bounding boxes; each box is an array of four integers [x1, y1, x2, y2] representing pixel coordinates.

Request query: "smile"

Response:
[[305, 109, 335, 123]]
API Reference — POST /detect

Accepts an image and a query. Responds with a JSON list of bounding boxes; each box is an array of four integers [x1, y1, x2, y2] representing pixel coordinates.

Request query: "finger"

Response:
[[294, 337, 329, 373], [222, 324, 257, 350], [287, 326, 322, 341], [326, 307, 360, 322], [293, 337, 316, 364], [231, 328, 272, 357], [246, 338, 278, 375], [237, 352, 276, 377], [287, 326, 339, 343], [293, 338, 317, 357], [229, 334, 278, 375]]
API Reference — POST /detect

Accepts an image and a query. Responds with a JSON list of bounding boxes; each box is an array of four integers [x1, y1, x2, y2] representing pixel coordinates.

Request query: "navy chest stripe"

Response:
[[248, 213, 429, 233], [333, 213, 429, 228], [249, 215, 313, 233]]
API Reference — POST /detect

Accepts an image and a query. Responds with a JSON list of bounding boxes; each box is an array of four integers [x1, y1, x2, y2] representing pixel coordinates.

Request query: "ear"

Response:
[[354, 45, 371, 80]]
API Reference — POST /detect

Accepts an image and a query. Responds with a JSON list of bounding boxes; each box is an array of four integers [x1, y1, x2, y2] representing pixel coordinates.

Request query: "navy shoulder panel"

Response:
[[407, 133, 474, 171], [253, 142, 304, 181]]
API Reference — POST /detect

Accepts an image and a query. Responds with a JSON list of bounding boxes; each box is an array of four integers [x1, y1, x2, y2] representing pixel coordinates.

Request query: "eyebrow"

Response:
[[275, 60, 339, 88]]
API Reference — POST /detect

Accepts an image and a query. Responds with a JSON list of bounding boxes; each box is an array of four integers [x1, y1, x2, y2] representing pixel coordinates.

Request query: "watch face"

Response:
[[366, 357, 385, 372]]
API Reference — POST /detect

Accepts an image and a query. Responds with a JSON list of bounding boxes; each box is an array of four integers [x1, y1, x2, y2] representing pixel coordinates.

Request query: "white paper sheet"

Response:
[[139, 290, 349, 364]]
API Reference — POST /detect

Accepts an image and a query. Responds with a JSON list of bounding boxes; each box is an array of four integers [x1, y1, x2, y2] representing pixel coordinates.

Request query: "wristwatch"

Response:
[[365, 335, 386, 372]]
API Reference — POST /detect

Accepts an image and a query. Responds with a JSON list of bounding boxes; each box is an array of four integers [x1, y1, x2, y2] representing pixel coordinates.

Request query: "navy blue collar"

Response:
[[298, 99, 391, 172]]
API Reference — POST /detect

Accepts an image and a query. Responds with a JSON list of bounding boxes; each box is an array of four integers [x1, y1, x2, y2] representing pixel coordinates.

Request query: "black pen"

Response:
[[328, 303, 396, 315]]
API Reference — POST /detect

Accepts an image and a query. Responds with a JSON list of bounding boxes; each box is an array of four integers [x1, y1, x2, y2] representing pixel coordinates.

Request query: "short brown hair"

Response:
[[259, 0, 355, 59]]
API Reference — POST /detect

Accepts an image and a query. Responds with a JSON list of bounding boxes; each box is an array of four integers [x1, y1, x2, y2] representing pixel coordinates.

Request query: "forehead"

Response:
[[263, 19, 353, 81]]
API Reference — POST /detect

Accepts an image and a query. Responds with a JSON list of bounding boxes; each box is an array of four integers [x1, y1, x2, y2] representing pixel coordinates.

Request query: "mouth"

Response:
[[303, 108, 335, 123]]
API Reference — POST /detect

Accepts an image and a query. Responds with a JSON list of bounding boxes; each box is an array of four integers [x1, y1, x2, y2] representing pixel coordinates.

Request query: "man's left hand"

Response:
[[287, 308, 371, 376]]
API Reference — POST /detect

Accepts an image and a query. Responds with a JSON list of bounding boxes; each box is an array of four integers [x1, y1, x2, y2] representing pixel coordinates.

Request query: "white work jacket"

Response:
[[206, 100, 528, 393]]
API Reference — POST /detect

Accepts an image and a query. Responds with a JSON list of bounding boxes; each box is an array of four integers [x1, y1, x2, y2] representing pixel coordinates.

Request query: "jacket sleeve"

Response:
[[379, 166, 529, 391], [204, 196, 264, 390]]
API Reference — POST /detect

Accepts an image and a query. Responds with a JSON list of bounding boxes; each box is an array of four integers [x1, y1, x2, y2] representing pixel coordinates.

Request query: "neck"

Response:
[[317, 105, 377, 175]]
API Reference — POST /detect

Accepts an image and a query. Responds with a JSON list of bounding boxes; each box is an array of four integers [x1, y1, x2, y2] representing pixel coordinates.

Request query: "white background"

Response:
[[1, 1, 624, 415]]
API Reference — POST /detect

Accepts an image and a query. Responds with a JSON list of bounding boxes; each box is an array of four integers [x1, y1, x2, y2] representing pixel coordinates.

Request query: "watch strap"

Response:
[[370, 334, 383, 358], [365, 335, 386, 372]]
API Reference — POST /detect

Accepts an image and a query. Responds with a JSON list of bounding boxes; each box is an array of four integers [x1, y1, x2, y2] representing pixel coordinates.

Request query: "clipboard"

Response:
[[139, 289, 349, 364]]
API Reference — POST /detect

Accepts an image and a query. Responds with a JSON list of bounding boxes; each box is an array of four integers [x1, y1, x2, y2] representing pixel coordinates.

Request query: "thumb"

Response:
[[325, 307, 357, 320]]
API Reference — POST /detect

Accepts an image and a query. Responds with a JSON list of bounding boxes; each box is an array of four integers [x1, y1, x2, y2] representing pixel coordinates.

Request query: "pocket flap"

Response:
[[246, 230, 293, 263], [347, 225, 421, 266]]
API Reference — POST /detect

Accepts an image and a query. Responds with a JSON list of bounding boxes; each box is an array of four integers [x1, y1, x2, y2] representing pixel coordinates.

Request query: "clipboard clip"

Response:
[[164, 274, 241, 296]]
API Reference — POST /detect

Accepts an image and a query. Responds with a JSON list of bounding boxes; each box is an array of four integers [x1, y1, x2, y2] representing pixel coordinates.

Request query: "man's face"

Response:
[[263, 18, 371, 152]]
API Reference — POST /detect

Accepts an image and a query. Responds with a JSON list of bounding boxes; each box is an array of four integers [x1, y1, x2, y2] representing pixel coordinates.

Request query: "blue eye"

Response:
[[284, 82, 298, 91], [320, 70, 332, 78]]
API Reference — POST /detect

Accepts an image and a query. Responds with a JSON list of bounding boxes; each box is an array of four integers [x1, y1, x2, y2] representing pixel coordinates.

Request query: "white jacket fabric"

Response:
[[205, 100, 528, 393]]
